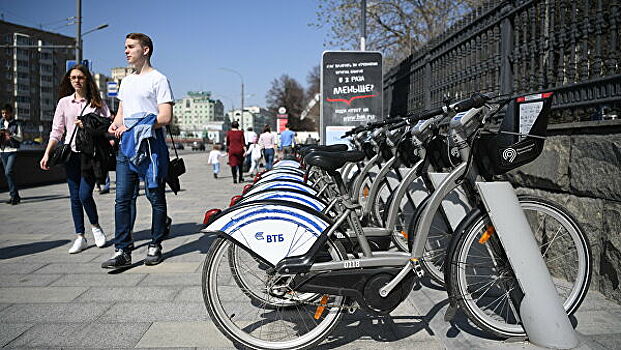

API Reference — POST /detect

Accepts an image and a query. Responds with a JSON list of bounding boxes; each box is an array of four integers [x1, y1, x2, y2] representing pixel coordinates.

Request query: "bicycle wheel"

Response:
[[371, 176, 400, 227], [203, 237, 347, 350], [404, 199, 453, 285], [448, 198, 591, 338]]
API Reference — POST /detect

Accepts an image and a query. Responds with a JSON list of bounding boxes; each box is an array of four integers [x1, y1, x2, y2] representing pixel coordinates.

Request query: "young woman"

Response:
[[102, 33, 174, 269], [226, 121, 246, 183], [258, 124, 276, 170], [40, 64, 110, 254]]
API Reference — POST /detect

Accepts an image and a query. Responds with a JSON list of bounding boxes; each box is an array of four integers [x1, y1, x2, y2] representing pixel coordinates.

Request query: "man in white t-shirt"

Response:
[[102, 33, 174, 269]]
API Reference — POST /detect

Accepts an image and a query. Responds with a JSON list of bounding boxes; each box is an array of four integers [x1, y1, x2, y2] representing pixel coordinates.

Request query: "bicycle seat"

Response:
[[299, 144, 348, 157], [304, 150, 365, 172]]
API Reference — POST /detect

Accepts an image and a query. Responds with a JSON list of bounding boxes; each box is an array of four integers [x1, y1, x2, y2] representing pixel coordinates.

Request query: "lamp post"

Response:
[[219, 67, 244, 129], [75, 0, 108, 63]]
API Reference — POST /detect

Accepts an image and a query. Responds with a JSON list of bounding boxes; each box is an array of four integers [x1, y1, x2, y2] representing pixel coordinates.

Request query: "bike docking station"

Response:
[[477, 181, 579, 349]]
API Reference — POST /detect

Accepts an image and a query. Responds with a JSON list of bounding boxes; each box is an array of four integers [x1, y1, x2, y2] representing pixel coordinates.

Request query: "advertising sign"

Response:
[[321, 51, 383, 145]]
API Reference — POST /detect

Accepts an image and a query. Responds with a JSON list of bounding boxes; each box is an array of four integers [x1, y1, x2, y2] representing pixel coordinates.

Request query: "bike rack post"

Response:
[[476, 182, 578, 349]]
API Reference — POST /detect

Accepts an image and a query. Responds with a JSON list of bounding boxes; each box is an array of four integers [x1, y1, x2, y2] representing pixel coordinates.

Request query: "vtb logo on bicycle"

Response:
[[255, 232, 284, 243]]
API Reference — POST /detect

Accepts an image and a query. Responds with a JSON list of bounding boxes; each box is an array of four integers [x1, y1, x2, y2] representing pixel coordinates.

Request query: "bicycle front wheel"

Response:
[[203, 237, 347, 350], [448, 198, 591, 337]]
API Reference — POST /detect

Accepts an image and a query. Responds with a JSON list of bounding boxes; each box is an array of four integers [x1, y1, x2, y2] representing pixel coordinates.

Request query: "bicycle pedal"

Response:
[[411, 260, 425, 278]]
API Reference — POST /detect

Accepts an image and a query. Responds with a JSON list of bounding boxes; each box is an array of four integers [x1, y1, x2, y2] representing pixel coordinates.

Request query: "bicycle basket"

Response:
[[397, 132, 419, 167], [361, 141, 377, 159], [475, 92, 553, 178]]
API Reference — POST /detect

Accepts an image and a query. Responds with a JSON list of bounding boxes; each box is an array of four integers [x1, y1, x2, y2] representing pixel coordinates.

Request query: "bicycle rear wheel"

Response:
[[203, 237, 347, 350], [448, 198, 591, 337]]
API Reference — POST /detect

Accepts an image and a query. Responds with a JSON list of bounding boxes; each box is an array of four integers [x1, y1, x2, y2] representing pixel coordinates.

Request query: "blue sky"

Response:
[[1, 0, 343, 109]]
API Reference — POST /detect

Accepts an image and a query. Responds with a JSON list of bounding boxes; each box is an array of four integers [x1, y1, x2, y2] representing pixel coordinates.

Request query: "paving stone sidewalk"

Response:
[[0, 152, 620, 349]]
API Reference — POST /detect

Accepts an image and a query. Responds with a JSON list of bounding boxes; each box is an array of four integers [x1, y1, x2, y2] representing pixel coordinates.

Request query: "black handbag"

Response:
[[48, 103, 89, 167], [166, 126, 185, 194]]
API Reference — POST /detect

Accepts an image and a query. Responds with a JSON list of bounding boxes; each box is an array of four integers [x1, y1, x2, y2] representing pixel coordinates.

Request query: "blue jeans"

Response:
[[0, 152, 19, 199], [212, 162, 220, 174], [114, 153, 167, 252], [263, 148, 275, 170], [65, 152, 98, 234]]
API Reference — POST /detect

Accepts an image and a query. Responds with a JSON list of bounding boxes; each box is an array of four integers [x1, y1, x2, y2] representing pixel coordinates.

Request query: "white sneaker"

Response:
[[92, 226, 106, 248], [68, 236, 88, 254]]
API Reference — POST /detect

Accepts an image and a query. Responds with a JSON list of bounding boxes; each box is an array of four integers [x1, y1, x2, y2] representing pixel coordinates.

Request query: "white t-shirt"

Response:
[[117, 69, 174, 120]]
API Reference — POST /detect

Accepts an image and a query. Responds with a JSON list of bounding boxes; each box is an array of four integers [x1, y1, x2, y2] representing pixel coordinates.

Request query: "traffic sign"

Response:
[[107, 81, 118, 97], [66, 60, 90, 71]]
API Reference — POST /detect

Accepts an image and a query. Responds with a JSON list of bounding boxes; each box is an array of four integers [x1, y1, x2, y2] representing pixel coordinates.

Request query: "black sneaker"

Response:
[[10, 197, 20, 205], [163, 217, 172, 238], [144, 244, 162, 266], [101, 250, 132, 269]]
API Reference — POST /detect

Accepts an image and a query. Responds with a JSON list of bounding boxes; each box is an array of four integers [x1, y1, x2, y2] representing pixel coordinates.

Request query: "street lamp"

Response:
[[77, 23, 109, 64], [219, 67, 245, 129]]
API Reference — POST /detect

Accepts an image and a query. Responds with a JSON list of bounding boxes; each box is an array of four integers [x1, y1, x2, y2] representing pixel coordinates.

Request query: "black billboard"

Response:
[[320, 51, 383, 145]]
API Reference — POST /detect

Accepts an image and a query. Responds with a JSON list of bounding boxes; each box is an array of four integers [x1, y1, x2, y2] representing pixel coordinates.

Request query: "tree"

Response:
[[313, 0, 483, 67], [306, 65, 321, 102], [265, 74, 308, 130]]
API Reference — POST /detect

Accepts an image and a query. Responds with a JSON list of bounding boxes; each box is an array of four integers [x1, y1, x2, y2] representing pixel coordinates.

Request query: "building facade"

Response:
[[227, 106, 275, 133], [93, 73, 115, 114], [1, 20, 74, 140], [173, 91, 225, 139]]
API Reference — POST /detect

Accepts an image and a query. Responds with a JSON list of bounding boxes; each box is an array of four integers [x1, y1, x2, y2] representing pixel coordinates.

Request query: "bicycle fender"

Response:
[[202, 201, 330, 266], [255, 173, 305, 185], [238, 189, 327, 212], [274, 160, 301, 168], [244, 180, 318, 197]]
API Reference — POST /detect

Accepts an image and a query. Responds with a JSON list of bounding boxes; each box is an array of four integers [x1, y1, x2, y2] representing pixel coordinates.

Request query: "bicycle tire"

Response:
[[203, 237, 347, 350], [447, 199, 591, 338]]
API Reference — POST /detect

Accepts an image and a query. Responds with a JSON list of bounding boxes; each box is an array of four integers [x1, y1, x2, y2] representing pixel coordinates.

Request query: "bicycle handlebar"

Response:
[[340, 92, 494, 138]]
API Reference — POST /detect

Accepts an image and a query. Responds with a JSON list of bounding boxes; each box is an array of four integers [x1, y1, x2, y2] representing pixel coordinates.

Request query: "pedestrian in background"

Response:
[[279, 123, 295, 158], [208, 144, 225, 178], [245, 139, 262, 176], [102, 33, 174, 268], [39, 64, 110, 254], [226, 121, 245, 183], [243, 126, 257, 173], [1, 104, 22, 205], [258, 124, 276, 170]]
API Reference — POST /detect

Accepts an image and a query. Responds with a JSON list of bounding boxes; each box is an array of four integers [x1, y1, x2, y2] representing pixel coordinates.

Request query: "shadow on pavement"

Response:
[[19, 194, 70, 203], [0, 239, 70, 260], [317, 300, 446, 349]]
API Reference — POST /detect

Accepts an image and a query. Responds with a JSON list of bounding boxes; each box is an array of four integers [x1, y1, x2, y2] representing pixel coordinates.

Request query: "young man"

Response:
[[279, 123, 295, 157], [102, 33, 174, 268], [0, 104, 22, 205]]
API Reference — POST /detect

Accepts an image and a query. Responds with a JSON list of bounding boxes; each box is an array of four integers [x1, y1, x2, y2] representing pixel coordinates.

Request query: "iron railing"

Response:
[[384, 0, 621, 124]]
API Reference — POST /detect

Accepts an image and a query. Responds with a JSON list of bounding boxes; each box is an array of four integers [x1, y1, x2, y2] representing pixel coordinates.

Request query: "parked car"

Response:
[[168, 142, 184, 150], [192, 141, 205, 151]]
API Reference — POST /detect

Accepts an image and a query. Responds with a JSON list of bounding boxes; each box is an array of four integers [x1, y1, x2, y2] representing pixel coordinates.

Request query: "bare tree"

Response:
[[306, 65, 321, 102], [265, 74, 307, 129], [313, 0, 484, 67]]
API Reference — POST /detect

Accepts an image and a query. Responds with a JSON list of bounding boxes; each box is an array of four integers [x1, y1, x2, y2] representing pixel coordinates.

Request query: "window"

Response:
[[41, 64, 52, 72], [41, 75, 53, 82]]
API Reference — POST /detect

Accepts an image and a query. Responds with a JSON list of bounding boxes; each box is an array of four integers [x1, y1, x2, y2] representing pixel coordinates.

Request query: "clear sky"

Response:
[[1, 0, 345, 110]]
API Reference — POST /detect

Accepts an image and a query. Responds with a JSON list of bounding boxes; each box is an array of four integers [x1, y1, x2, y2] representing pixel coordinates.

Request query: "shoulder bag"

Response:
[[48, 102, 89, 167], [165, 125, 185, 194]]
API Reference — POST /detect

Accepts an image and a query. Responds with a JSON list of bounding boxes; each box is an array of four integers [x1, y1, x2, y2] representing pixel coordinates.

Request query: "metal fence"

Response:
[[383, 0, 621, 124]]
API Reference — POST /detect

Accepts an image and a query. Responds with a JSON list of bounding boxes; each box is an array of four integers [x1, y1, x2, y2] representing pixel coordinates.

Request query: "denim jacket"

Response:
[[120, 112, 169, 188]]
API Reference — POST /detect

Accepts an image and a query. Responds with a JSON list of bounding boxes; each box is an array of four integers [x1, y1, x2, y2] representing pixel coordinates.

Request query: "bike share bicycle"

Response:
[[199, 93, 589, 349]]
